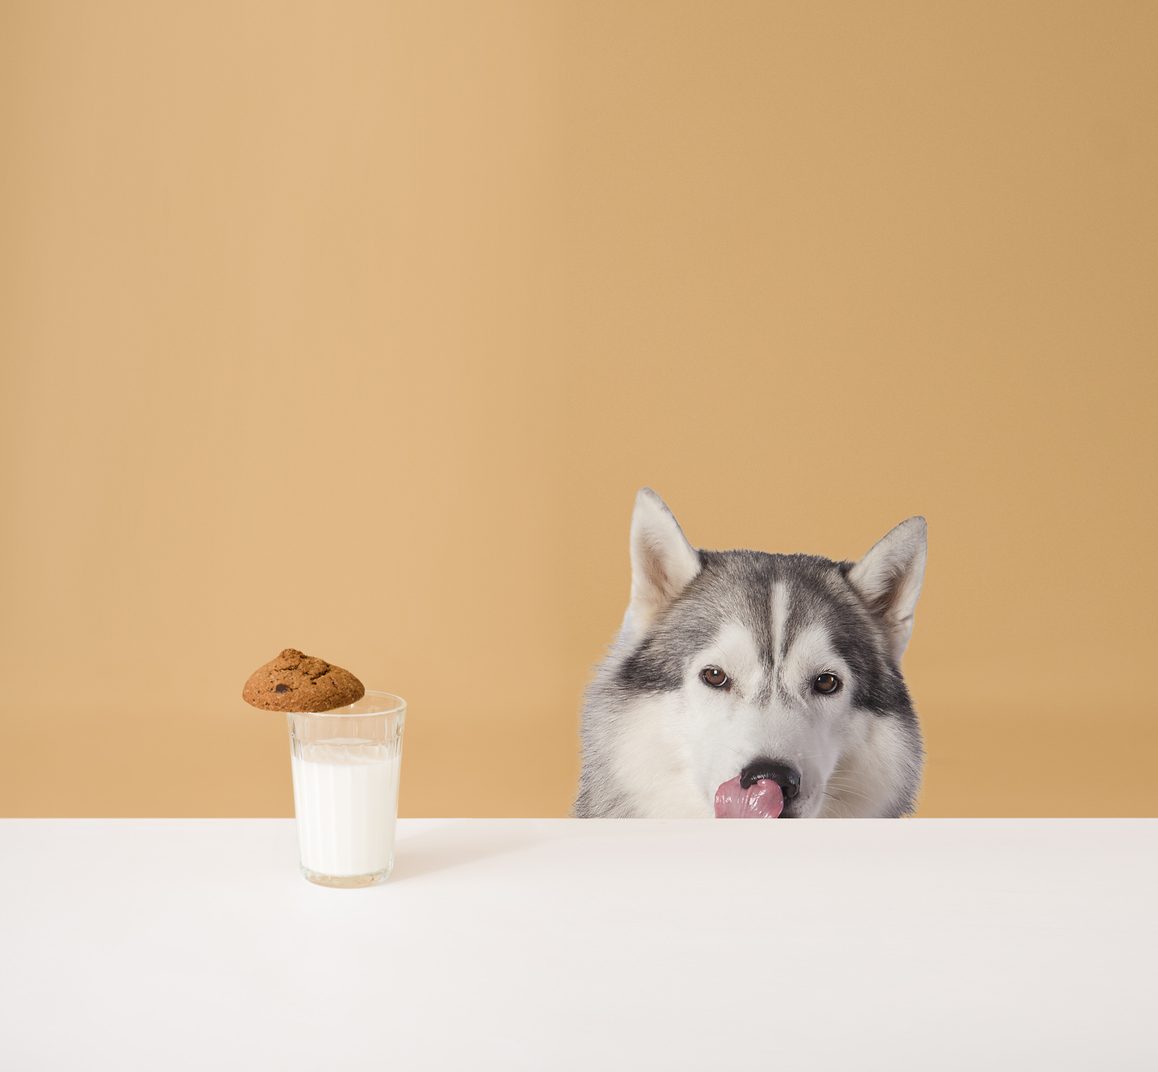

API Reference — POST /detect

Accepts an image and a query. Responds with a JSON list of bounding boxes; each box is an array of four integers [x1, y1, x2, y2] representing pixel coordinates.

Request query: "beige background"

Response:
[[2, 1, 1156, 818]]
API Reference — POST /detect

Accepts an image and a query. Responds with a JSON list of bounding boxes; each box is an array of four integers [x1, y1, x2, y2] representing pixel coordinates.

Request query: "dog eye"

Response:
[[813, 673, 841, 695], [700, 666, 730, 689]]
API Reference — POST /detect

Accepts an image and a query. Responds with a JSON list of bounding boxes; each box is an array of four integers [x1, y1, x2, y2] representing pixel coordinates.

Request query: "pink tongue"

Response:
[[714, 775, 785, 819]]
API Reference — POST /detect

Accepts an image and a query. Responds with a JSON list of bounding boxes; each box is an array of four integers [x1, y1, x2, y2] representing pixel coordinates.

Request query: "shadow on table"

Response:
[[390, 822, 548, 883]]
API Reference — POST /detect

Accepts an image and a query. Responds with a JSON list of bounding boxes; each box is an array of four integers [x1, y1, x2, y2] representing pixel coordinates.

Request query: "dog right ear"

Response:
[[847, 516, 928, 664], [626, 489, 702, 635]]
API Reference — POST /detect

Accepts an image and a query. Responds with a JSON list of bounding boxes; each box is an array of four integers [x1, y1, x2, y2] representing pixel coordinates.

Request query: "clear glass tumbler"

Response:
[[286, 691, 406, 888]]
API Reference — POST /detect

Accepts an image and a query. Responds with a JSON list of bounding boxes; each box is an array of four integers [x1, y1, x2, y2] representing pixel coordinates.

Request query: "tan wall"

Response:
[[2, 1, 1156, 818]]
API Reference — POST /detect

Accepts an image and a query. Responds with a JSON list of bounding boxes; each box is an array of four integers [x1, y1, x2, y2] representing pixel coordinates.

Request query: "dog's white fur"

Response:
[[575, 490, 926, 819]]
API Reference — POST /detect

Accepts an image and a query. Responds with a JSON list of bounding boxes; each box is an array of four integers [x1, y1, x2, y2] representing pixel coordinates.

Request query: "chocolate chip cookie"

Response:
[[242, 648, 365, 712]]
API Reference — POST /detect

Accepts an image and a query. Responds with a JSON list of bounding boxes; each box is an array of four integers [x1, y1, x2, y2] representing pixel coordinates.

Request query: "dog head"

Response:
[[600, 489, 926, 818]]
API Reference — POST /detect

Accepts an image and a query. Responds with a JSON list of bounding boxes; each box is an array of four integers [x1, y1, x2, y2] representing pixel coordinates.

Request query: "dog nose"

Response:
[[739, 759, 801, 800]]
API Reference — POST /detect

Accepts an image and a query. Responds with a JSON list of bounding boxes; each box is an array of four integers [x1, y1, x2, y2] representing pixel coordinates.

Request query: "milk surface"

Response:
[[290, 738, 401, 877]]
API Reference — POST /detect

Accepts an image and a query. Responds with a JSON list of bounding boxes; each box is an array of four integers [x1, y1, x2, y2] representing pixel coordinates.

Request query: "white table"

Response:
[[2, 819, 1155, 1070]]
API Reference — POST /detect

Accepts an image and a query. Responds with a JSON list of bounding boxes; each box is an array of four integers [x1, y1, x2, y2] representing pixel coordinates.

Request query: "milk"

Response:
[[290, 738, 401, 878]]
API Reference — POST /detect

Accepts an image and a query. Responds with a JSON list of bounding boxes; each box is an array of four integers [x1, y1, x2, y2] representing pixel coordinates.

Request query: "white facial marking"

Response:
[[779, 622, 848, 699], [673, 620, 850, 817], [609, 695, 713, 818], [820, 715, 919, 817], [700, 621, 765, 699], [770, 581, 791, 661]]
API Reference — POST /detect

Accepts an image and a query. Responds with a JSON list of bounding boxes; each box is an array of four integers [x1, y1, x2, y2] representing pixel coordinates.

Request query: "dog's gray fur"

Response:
[[575, 490, 927, 818]]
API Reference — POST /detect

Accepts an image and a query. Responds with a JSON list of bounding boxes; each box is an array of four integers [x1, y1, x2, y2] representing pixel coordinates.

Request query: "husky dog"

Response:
[[575, 490, 927, 819]]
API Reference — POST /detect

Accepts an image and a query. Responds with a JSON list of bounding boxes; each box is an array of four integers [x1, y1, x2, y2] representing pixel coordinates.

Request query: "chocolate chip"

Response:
[[275, 683, 289, 694]]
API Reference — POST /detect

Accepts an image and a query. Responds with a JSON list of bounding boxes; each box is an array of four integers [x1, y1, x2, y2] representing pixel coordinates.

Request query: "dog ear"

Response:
[[627, 488, 702, 634], [847, 517, 927, 663]]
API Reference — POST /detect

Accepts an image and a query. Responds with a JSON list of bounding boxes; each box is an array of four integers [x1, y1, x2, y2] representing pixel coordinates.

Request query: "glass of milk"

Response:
[[286, 691, 406, 887]]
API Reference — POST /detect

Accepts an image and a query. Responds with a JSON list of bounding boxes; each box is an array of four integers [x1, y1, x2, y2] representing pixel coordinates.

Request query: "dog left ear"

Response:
[[626, 488, 702, 636], [847, 517, 927, 663]]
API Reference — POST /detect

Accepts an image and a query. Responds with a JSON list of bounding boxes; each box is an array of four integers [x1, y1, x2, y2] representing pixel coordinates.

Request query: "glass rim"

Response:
[[284, 689, 406, 718]]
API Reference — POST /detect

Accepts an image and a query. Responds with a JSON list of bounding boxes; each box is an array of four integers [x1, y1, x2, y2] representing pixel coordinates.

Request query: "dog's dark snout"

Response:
[[739, 759, 801, 800]]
